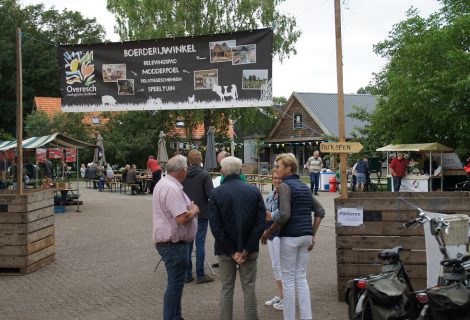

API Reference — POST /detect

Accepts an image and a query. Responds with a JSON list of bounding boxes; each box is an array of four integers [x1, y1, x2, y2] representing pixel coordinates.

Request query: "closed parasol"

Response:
[[157, 131, 169, 166], [204, 126, 217, 171], [93, 133, 106, 166]]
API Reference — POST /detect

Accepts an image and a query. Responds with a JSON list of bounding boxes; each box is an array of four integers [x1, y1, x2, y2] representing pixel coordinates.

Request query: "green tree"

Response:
[[25, 111, 92, 142], [0, 0, 106, 136], [101, 111, 173, 167], [107, 0, 300, 62], [0, 128, 14, 141], [24, 111, 53, 137], [365, 0, 470, 158]]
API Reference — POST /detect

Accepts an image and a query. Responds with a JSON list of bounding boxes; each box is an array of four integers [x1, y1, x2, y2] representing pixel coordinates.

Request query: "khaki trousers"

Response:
[[218, 252, 259, 320]]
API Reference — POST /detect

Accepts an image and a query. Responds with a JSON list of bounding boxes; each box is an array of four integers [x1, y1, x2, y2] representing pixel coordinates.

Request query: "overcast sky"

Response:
[[21, 0, 442, 98]]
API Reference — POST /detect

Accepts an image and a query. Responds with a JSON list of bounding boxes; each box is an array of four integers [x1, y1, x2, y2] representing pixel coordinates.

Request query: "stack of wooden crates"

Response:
[[0, 190, 55, 274], [335, 191, 470, 301]]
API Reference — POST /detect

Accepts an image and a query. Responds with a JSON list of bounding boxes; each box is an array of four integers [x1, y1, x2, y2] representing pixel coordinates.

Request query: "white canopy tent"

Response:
[[377, 142, 455, 191]]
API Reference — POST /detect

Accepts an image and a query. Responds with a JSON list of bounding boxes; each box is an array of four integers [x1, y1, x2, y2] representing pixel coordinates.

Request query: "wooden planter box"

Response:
[[335, 191, 470, 301], [0, 189, 55, 275]]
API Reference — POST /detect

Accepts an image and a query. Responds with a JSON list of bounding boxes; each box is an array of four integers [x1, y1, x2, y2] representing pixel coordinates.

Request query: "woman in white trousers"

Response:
[[261, 153, 325, 320]]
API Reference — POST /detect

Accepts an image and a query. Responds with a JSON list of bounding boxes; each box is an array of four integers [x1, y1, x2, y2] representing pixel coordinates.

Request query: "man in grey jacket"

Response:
[[183, 149, 214, 284]]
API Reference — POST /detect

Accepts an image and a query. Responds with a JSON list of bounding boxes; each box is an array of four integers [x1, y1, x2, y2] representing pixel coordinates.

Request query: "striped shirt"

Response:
[[307, 156, 323, 173]]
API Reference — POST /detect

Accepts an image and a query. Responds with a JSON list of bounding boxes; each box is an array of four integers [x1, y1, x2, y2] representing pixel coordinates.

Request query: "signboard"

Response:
[[320, 142, 363, 153], [36, 148, 47, 163], [65, 148, 77, 163], [400, 177, 429, 192], [337, 207, 363, 227], [58, 29, 273, 112], [48, 148, 63, 159]]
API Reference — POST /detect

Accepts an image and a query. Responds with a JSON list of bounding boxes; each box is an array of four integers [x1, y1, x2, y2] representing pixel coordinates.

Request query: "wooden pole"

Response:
[[334, 0, 348, 198], [16, 27, 23, 195]]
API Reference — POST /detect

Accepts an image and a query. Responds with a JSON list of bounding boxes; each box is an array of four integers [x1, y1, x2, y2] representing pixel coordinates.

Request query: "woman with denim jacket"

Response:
[[263, 170, 284, 311]]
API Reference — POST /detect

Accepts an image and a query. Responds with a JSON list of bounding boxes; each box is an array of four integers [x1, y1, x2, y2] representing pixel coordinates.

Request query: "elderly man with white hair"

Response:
[[153, 155, 200, 320], [209, 156, 266, 320]]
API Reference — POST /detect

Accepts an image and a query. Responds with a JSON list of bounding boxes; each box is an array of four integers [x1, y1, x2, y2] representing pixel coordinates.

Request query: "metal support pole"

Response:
[[76, 149, 81, 212]]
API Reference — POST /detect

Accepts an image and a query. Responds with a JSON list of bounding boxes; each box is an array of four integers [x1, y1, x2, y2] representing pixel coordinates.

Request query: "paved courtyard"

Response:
[[0, 183, 348, 320]]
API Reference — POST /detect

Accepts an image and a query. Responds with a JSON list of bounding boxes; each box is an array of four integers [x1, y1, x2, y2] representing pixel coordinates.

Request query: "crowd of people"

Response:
[[152, 151, 325, 320], [82, 155, 163, 195]]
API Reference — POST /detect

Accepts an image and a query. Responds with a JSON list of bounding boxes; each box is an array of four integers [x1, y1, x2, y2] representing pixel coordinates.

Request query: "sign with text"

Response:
[[320, 142, 363, 153], [337, 207, 363, 227], [48, 148, 63, 159], [58, 29, 273, 112], [65, 148, 77, 163], [36, 148, 47, 163]]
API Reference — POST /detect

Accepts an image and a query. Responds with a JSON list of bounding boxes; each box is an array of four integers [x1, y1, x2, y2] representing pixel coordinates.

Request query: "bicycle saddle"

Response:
[[378, 246, 403, 262]]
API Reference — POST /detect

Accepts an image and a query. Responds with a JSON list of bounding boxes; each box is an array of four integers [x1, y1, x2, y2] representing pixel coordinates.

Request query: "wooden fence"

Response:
[[335, 191, 470, 301]]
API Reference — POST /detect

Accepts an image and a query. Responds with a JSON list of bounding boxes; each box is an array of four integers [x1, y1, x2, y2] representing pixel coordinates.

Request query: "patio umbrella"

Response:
[[204, 126, 217, 171], [93, 133, 106, 166], [157, 131, 169, 167]]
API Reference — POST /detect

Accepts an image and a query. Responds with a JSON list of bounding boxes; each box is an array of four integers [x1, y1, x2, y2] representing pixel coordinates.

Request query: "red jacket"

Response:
[[147, 159, 161, 173], [390, 158, 409, 177]]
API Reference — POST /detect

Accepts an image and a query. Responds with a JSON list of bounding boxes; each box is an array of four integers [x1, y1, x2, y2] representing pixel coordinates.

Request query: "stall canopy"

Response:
[[377, 142, 456, 191], [0, 133, 95, 151], [376, 142, 453, 153]]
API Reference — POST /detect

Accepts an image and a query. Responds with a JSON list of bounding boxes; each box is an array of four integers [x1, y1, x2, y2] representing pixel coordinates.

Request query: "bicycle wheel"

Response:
[[360, 298, 373, 320]]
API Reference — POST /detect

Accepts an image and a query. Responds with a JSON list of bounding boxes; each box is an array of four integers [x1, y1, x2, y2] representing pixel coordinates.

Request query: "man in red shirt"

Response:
[[389, 152, 409, 192], [147, 155, 162, 193]]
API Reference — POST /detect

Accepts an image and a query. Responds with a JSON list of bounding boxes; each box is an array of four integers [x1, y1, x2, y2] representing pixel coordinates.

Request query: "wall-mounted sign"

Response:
[[337, 207, 363, 227], [293, 113, 303, 129]]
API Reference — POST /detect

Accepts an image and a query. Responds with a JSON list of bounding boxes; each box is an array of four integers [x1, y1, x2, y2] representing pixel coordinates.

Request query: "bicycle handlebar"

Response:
[[440, 255, 470, 268]]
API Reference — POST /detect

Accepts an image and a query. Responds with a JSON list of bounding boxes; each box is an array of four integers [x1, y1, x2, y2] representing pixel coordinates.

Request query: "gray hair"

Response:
[[166, 155, 188, 173], [220, 156, 242, 176]]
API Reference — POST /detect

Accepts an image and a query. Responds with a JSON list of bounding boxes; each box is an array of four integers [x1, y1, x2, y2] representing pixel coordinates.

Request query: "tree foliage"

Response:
[[362, 0, 470, 158], [0, 0, 106, 136], [100, 111, 173, 167], [105, 0, 300, 153], [107, 0, 300, 62], [25, 111, 93, 143]]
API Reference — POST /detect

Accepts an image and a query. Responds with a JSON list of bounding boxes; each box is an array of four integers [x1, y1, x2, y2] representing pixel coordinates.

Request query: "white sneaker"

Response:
[[264, 296, 281, 306], [273, 299, 284, 310]]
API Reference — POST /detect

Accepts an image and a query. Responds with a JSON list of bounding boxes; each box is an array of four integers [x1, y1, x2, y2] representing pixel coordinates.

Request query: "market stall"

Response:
[[376, 142, 464, 192], [0, 133, 96, 211]]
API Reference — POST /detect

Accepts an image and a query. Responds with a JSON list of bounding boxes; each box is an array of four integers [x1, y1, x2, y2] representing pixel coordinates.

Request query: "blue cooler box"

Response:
[[54, 206, 65, 214]]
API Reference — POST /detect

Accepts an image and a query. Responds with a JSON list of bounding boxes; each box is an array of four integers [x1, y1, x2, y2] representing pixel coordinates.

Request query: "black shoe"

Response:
[[314, 192, 319, 195], [197, 275, 214, 284], [211, 263, 219, 268], [186, 276, 194, 283]]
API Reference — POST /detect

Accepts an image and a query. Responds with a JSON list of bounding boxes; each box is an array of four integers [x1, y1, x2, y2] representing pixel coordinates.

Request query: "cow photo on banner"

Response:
[[58, 29, 273, 112]]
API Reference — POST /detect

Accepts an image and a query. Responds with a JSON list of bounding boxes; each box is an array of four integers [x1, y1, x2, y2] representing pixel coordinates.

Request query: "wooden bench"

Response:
[[106, 180, 119, 192], [85, 179, 100, 189], [120, 183, 141, 195]]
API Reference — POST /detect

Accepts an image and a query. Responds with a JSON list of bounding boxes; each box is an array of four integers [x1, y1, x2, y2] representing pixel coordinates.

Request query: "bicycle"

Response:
[[402, 199, 470, 319], [345, 246, 413, 320]]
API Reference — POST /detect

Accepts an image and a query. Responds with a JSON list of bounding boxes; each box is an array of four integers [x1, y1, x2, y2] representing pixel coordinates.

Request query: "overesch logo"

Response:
[[64, 51, 96, 87]]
